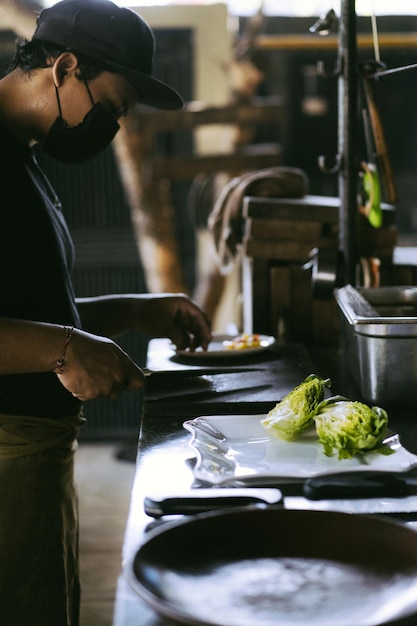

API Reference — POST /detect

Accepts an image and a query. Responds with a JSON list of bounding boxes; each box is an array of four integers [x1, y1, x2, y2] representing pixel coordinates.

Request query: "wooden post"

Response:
[[112, 121, 188, 294], [0, 1, 40, 39]]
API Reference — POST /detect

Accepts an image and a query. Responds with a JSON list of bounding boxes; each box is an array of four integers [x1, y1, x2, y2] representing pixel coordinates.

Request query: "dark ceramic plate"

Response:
[[129, 508, 417, 626]]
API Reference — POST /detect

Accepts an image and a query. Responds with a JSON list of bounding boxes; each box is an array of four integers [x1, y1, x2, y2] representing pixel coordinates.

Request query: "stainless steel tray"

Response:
[[335, 285, 417, 407]]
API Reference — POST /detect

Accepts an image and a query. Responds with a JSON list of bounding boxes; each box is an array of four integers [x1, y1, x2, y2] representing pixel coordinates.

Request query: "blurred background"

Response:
[[1, 0, 417, 439]]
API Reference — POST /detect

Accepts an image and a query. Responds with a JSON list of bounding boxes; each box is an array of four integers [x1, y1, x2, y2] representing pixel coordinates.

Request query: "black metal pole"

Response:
[[338, 0, 358, 286]]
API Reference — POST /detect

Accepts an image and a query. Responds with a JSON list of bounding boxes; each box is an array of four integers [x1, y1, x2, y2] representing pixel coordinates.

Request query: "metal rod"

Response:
[[370, 1, 380, 64], [338, 0, 358, 286], [370, 63, 417, 79]]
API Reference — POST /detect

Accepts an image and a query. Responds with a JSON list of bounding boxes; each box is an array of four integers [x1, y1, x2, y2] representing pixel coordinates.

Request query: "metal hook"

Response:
[[309, 9, 339, 36], [316, 56, 343, 79], [318, 152, 343, 174]]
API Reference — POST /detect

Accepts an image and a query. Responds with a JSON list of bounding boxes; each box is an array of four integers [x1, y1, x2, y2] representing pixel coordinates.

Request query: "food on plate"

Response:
[[314, 397, 389, 460], [261, 374, 331, 441], [223, 334, 262, 350], [261, 375, 390, 460]]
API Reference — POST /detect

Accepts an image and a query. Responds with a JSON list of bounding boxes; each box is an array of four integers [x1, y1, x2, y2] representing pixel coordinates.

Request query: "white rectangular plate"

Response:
[[183, 414, 417, 485]]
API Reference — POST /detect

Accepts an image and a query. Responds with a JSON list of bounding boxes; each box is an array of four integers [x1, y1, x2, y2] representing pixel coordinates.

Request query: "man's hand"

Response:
[[134, 294, 212, 352], [56, 329, 145, 401]]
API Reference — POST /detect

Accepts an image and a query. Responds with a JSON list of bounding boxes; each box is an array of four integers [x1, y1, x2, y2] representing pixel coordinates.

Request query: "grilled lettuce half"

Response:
[[314, 396, 389, 460], [261, 374, 331, 441]]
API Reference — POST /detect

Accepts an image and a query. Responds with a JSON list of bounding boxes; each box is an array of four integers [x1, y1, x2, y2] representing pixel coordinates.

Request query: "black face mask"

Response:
[[42, 82, 120, 164]]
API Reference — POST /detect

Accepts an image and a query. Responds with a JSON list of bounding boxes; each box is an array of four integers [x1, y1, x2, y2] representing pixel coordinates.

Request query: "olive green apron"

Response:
[[0, 412, 86, 626]]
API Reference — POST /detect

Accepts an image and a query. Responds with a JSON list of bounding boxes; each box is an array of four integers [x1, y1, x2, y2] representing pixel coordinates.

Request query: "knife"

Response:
[[144, 487, 283, 518], [219, 472, 417, 514], [302, 471, 417, 500], [280, 471, 417, 515], [149, 384, 272, 403], [223, 471, 417, 499], [143, 367, 263, 378]]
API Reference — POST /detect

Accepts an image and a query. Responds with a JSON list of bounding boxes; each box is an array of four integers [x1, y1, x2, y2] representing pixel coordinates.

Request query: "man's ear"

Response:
[[51, 52, 79, 87]]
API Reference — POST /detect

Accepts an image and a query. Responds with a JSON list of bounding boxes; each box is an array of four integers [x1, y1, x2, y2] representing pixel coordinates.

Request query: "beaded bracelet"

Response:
[[53, 326, 74, 373]]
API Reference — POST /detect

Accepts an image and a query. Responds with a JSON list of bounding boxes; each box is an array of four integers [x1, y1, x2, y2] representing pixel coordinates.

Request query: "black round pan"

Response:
[[129, 508, 417, 626]]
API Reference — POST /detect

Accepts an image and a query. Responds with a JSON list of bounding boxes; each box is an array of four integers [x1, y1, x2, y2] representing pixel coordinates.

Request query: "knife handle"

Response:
[[303, 473, 408, 500], [144, 488, 283, 517]]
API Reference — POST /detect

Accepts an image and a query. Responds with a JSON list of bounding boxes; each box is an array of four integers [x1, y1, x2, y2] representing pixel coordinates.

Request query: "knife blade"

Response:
[[144, 487, 283, 518], [149, 384, 272, 402], [283, 494, 417, 515], [143, 367, 263, 378]]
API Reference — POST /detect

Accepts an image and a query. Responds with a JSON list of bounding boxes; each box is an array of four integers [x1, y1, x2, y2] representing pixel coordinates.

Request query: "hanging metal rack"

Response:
[[338, 0, 358, 286], [335, 0, 417, 285]]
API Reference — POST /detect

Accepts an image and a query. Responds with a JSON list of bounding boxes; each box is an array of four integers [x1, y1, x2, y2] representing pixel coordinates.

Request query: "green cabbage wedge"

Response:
[[314, 396, 389, 460], [261, 374, 331, 441]]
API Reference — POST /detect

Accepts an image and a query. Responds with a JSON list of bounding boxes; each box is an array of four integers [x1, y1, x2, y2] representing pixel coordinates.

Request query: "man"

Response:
[[0, 1, 211, 623]]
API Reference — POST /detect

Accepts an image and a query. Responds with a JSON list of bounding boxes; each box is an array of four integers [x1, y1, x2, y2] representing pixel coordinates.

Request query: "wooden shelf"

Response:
[[256, 32, 417, 51]]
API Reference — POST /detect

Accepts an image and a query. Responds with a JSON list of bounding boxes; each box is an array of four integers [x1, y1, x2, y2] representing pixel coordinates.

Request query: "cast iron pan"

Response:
[[129, 508, 417, 626]]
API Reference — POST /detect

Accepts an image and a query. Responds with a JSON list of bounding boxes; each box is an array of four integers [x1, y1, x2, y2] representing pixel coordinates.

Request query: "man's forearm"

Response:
[[0, 317, 68, 374]]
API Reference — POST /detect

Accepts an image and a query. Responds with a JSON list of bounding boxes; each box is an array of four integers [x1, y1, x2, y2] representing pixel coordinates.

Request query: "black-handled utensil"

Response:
[[303, 472, 417, 500], [144, 488, 283, 517]]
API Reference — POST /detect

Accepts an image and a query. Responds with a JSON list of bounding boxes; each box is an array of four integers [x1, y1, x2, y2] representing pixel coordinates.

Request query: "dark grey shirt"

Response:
[[0, 121, 82, 418]]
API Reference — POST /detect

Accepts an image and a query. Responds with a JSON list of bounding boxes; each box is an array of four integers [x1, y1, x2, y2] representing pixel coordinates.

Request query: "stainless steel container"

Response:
[[335, 284, 417, 408]]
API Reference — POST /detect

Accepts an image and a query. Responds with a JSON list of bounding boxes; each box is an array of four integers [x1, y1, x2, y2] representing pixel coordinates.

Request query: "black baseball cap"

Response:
[[32, 0, 184, 110]]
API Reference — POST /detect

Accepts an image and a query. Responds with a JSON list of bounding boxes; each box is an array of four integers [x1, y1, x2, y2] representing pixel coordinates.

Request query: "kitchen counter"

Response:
[[113, 339, 417, 626], [144, 339, 318, 416]]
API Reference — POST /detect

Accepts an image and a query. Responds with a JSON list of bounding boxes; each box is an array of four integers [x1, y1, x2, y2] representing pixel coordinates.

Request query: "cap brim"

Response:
[[105, 60, 184, 110]]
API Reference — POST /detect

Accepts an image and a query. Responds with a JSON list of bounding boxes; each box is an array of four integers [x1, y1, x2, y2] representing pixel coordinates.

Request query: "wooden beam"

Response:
[[0, 0, 41, 39], [151, 149, 282, 180], [112, 122, 188, 294], [127, 96, 284, 134], [255, 32, 417, 51]]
